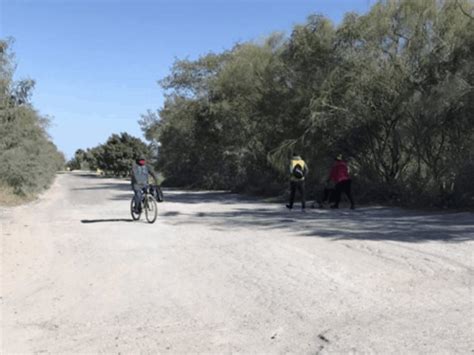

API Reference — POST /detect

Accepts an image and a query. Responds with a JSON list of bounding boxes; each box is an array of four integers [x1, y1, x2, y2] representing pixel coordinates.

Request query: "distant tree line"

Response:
[[67, 132, 152, 177], [139, 0, 473, 208], [0, 39, 65, 198]]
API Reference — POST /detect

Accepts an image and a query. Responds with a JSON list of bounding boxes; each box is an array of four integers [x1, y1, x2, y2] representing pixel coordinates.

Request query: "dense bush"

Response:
[[0, 40, 65, 196], [140, 0, 473, 208], [67, 132, 152, 177]]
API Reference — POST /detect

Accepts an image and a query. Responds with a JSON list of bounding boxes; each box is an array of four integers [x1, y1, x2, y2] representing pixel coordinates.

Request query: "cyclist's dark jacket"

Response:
[[131, 164, 157, 188]]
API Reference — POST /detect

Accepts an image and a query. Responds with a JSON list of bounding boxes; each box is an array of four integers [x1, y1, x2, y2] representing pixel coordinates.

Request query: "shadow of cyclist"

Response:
[[81, 219, 134, 223]]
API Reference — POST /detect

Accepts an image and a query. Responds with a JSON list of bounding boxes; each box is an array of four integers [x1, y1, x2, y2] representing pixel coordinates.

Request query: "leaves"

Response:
[[69, 133, 151, 177], [0, 40, 64, 196], [140, 0, 473, 207]]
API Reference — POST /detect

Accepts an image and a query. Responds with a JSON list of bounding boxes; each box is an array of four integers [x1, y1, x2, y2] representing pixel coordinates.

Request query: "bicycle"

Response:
[[130, 185, 158, 223]]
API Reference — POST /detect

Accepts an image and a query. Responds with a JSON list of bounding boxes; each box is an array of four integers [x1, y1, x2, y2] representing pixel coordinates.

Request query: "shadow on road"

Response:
[[70, 173, 473, 243], [109, 189, 255, 205], [70, 175, 248, 205], [161, 211, 180, 217], [164, 190, 255, 204], [168, 207, 474, 243], [81, 219, 134, 223], [73, 183, 131, 191], [69, 171, 109, 179]]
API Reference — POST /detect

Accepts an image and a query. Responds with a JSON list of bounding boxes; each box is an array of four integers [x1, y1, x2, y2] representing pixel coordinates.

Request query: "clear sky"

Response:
[[1, 0, 373, 159]]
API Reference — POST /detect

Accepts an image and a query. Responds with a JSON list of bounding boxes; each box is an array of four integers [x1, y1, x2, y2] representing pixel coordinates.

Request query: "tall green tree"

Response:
[[95, 133, 151, 177], [140, 0, 474, 207]]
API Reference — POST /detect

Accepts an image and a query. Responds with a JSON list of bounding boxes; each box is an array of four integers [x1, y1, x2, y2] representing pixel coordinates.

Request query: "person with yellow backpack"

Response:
[[286, 153, 309, 211]]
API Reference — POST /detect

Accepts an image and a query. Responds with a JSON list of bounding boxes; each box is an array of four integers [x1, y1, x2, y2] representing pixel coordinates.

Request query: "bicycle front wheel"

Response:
[[144, 195, 158, 223]]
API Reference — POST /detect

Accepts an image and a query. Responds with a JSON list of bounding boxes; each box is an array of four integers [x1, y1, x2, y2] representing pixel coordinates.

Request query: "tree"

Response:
[[0, 39, 64, 196], [139, 0, 474, 207], [72, 133, 152, 177]]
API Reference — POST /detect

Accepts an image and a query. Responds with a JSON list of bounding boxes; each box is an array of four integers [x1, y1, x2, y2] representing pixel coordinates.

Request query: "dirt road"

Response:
[[1, 172, 473, 353]]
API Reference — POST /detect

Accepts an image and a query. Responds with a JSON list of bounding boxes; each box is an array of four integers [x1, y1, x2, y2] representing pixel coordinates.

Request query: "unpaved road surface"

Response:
[[1, 172, 473, 353]]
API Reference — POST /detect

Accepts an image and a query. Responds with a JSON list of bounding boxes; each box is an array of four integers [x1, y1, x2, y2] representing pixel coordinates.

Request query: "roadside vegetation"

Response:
[[0, 40, 65, 205], [67, 132, 152, 177], [69, 0, 473, 209], [137, 0, 473, 208]]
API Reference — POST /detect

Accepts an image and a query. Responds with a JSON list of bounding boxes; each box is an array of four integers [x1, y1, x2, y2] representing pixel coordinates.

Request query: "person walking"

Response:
[[286, 153, 308, 211], [328, 154, 355, 209]]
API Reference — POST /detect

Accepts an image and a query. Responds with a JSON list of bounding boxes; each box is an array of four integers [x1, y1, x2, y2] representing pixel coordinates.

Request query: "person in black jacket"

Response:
[[131, 157, 158, 213]]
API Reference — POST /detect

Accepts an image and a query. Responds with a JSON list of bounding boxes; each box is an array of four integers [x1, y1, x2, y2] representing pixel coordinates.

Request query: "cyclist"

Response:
[[131, 157, 158, 214]]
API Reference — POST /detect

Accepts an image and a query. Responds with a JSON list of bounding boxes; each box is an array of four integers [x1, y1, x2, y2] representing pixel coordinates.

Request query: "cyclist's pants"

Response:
[[133, 185, 145, 210]]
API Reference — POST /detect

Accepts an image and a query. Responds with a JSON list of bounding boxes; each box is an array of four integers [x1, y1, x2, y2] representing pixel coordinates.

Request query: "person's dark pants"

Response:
[[333, 179, 354, 208], [289, 180, 306, 209], [322, 187, 336, 203], [133, 185, 144, 211]]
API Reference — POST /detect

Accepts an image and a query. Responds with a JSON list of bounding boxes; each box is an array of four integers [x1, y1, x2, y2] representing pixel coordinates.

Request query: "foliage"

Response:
[[0, 39, 65, 197], [141, 0, 473, 208], [68, 133, 152, 177]]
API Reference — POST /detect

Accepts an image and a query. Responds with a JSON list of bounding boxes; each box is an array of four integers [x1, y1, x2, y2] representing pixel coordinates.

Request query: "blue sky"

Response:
[[1, 0, 373, 159]]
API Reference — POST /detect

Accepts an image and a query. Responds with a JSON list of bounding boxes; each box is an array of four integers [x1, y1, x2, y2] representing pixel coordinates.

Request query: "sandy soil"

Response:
[[1, 171, 473, 353]]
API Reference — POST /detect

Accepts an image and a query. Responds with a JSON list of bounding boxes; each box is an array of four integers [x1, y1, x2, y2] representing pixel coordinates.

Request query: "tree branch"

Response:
[[456, 0, 474, 20]]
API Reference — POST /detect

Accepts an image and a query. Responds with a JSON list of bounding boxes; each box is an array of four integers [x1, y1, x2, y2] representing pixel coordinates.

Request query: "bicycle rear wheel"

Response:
[[130, 197, 141, 220], [144, 195, 158, 223]]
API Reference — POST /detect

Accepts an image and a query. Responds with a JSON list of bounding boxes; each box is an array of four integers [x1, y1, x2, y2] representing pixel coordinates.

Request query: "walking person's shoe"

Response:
[[330, 204, 339, 209], [286, 204, 293, 210], [350, 204, 355, 210]]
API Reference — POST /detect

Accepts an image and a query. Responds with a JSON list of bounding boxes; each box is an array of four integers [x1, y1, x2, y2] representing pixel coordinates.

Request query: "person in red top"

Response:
[[328, 154, 355, 209]]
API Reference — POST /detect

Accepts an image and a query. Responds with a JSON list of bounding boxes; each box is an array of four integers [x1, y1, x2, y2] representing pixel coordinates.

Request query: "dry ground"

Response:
[[1, 171, 473, 353]]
